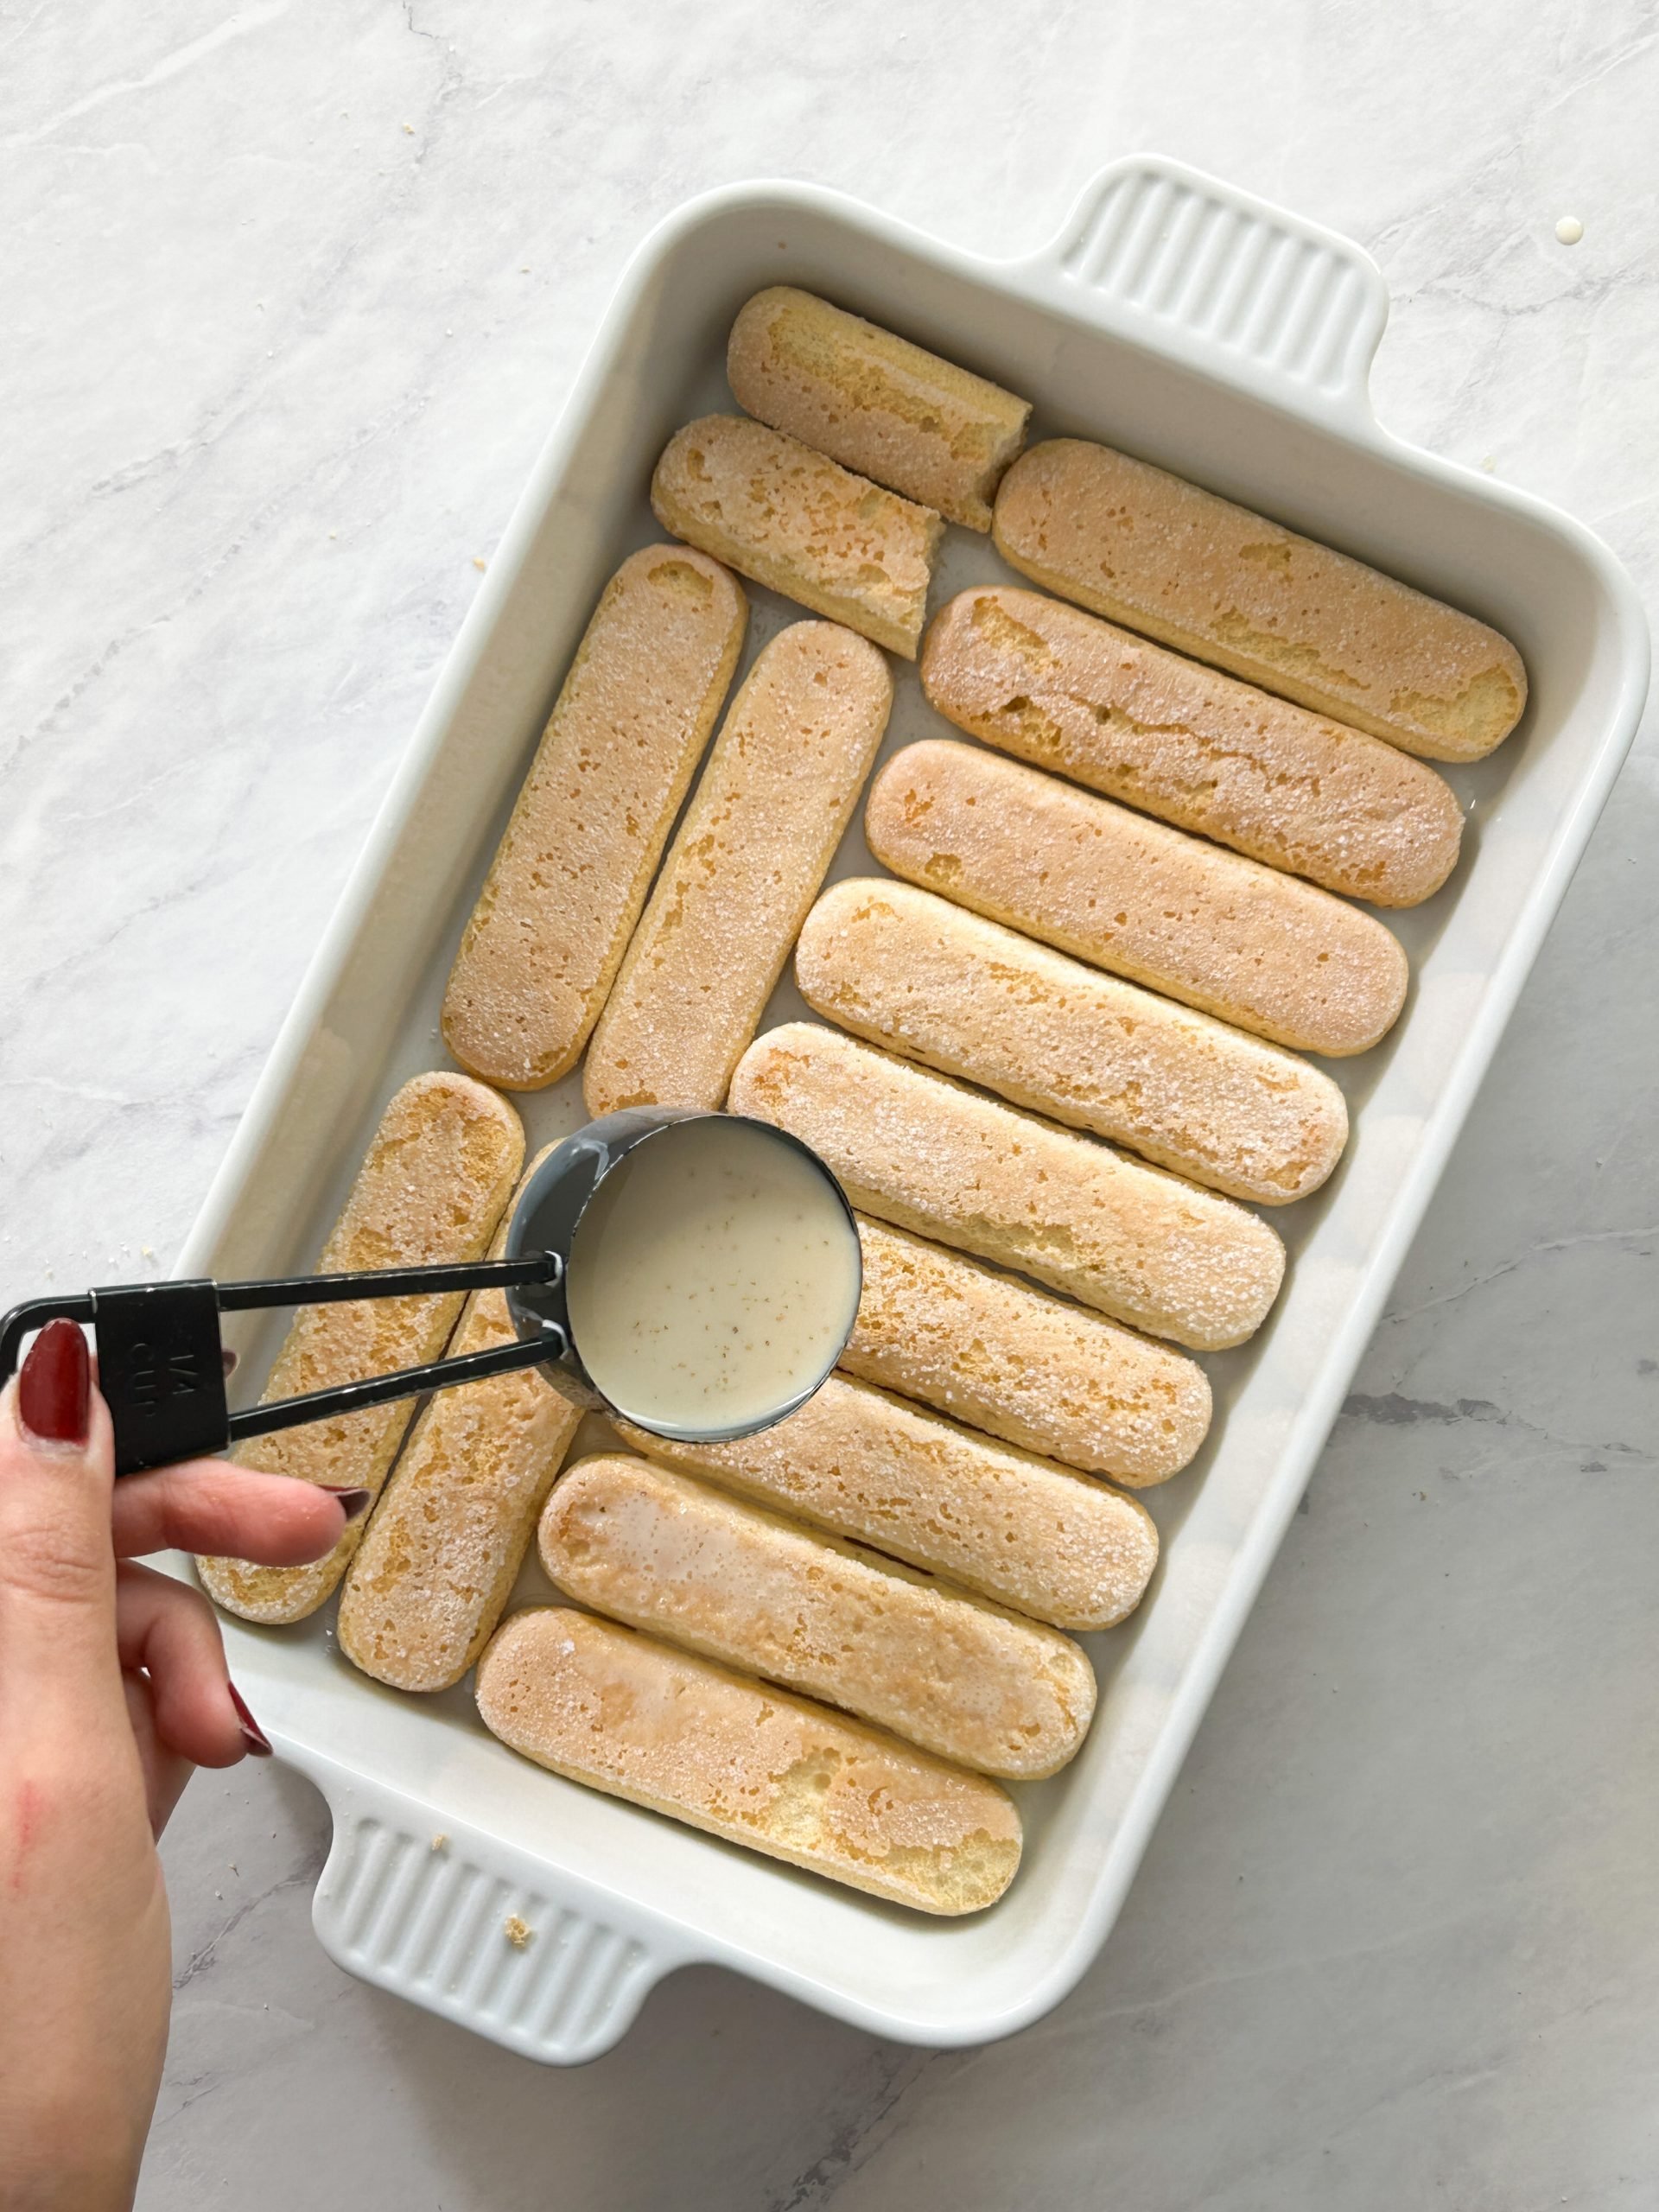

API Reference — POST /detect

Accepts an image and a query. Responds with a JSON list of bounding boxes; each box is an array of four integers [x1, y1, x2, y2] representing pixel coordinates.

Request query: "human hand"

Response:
[[0, 1320, 365, 2211]]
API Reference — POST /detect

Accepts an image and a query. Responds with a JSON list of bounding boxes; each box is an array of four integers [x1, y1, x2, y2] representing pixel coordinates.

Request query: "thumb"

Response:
[[0, 1320, 128, 1743]]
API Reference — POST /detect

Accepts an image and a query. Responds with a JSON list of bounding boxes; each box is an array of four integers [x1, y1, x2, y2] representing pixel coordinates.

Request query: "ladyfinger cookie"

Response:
[[993, 439, 1527, 761], [727, 287, 1031, 531], [651, 415, 944, 658], [335, 1152, 582, 1693], [847, 1217, 1210, 1485], [477, 1608, 1022, 1915], [197, 1072, 524, 1626], [441, 547, 747, 1090], [920, 585, 1464, 905], [616, 1374, 1158, 1632], [730, 1023, 1284, 1351], [797, 879, 1347, 1205], [584, 622, 892, 1116], [866, 741, 1407, 1056], [539, 1455, 1096, 1779]]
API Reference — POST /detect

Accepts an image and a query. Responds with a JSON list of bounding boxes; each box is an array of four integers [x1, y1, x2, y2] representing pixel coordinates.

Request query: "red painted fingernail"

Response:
[[321, 1486, 372, 1522], [229, 1684, 272, 1758], [17, 1319, 91, 1446]]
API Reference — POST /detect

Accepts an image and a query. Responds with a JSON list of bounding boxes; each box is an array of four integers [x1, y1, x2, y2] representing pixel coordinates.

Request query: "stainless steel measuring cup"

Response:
[[498, 1108, 861, 1442], [0, 1109, 860, 1477]]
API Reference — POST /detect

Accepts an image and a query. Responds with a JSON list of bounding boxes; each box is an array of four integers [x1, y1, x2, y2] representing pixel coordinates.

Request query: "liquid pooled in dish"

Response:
[[566, 1116, 861, 1435]]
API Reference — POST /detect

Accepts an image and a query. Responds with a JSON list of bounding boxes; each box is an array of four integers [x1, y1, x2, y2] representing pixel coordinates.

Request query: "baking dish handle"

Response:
[[298, 1757, 696, 2063], [1014, 153, 1389, 423]]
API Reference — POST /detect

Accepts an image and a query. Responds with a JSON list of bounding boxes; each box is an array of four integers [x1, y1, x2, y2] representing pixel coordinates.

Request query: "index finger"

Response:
[[111, 1461, 363, 1566]]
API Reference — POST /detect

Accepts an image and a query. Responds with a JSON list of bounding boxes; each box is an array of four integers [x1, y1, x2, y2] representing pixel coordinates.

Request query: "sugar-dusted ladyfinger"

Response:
[[476, 1608, 1021, 1914], [727, 287, 1031, 531], [616, 1374, 1158, 1632], [335, 1151, 582, 1692], [866, 740, 1407, 1056], [583, 622, 891, 1116], [920, 585, 1464, 904], [730, 1023, 1284, 1351], [197, 1072, 524, 1626], [797, 879, 1347, 1205], [846, 1218, 1210, 1485], [539, 1456, 1095, 1780], [651, 414, 944, 657], [993, 439, 1527, 761], [442, 545, 747, 1090]]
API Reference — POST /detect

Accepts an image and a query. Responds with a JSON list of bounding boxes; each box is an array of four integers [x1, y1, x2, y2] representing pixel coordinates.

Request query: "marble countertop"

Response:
[[3, 3, 1656, 2206]]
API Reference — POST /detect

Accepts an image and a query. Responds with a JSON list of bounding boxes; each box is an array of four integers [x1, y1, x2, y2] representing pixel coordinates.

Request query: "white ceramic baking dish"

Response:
[[168, 154, 1649, 2063]]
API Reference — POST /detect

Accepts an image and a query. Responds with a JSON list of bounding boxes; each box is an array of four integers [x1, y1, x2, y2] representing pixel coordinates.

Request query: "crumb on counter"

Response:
[[503, 1914, 533, 1949], [473, 556, 486, 570], [430, 1834, 448, 1853]]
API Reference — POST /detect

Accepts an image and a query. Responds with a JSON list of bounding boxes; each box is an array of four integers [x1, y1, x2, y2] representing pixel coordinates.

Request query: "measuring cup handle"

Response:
[[0, 1295, 97, 1386], [226, 1327, 569, 1450]]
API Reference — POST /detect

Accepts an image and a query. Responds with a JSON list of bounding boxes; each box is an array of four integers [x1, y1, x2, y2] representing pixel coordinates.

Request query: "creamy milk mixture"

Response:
[[565, 1117, 861, 1434]]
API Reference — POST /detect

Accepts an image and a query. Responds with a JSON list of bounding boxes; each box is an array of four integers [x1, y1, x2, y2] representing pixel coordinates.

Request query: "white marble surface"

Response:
[[3, 3, 1656, 2205]]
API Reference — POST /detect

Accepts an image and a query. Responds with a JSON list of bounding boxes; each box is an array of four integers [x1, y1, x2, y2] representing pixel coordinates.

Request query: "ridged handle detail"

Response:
[[308, 1777, 683, 2063], [1033, 156, 1388, 409]]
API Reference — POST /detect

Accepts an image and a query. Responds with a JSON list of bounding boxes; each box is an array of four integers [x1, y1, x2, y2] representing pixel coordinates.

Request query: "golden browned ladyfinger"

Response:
[[539, 1455, 1096, 1779], [730, 1023, 1284, 1351], [866, 740, 1408, 1056], [335, 1151, 582, 1692], [727, 287, 1031, 530], [920, 584, 1463, 904], [442, 545, 747, 1090], [583, 621, 891, 1115], [197, 1072, 524, 1625], [616, 1374, 1158, 1632], [993, 439, 1526, 760], [651, 414, 943, 657], [796, 879, 1347, 1205], [845, 1217, 1210, 1485], [476, 1608, 1022, 1914]]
